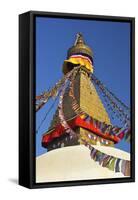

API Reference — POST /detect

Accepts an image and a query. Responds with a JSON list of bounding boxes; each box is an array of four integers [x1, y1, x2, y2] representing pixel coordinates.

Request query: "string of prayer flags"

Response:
[[58, 78, 75, 137], [81, 138, 130, 176], [36, 67, 79, 112], [91, 74, 130, 127]]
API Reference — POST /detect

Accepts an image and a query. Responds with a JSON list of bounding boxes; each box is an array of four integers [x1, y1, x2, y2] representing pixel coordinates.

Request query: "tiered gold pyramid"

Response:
[[47, 34, 113, 150]]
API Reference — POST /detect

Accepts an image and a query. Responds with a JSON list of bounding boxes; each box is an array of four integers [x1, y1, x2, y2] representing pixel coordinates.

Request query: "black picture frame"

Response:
[[19, 11, 135, 189]]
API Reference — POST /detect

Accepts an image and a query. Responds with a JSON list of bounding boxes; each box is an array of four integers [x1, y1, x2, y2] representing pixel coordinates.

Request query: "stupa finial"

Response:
[[67, 33, 93, 61], [74, 33, 85, 46]]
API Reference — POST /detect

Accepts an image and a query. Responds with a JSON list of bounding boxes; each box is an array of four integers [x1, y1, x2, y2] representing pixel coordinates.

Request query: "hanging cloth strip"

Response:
[[91, 74, 130, 127], [63, 55, 94, 73], [36, 67, 78, 112], [58, 74, 76, 137], [81, 138, 130, 176], [92, 74, 130, 111]]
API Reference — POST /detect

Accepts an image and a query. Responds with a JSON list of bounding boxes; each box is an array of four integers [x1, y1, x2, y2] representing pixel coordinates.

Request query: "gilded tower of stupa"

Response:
[[42, 33, 114, 151]]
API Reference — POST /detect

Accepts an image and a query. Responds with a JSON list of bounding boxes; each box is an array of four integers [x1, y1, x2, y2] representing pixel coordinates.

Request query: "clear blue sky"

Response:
[[36, 16, 131, 157]]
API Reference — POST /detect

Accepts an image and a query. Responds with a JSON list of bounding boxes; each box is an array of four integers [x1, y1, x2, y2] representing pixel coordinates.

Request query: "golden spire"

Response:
[[67, 33, 93, 61], [62, 33, 94, 74], [74, 33, 85, 45]]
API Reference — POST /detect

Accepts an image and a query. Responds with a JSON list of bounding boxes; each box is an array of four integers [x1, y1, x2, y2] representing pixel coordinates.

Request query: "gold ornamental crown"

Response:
[[67, 33, 93, 61]]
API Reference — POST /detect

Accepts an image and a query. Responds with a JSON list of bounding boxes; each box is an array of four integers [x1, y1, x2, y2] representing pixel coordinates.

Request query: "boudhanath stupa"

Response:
[[36, 33, 130, 183]]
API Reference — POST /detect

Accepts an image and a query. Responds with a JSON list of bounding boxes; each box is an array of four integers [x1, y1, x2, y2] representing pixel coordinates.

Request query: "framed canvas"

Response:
[[19, 11, 135, 189]]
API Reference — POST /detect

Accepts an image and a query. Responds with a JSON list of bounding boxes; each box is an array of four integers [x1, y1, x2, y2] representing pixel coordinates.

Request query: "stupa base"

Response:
[[36, 145, 130, 183]]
